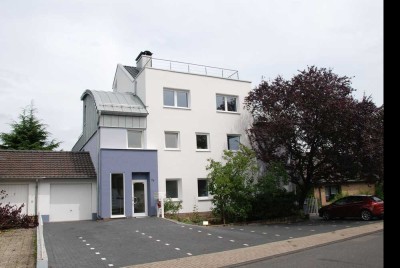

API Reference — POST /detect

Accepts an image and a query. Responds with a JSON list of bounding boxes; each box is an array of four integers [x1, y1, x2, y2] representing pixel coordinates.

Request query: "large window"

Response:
[[216, 95, 238, 112], [111, 174, 124, 216], [197, 179, 209, 198], [165, 132, 179, 149], [164, 88, 189, 108], [196, 133, 210, 151], [166, 179, 181, 199], [227, 135, 240, 150], [127, 130, 143, 148]]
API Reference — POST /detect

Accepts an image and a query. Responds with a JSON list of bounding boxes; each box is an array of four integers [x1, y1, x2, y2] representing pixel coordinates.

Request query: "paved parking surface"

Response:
[[44, 217, 381, 268]]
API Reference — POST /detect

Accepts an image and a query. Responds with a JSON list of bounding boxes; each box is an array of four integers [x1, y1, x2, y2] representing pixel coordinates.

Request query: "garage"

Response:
[[0, 184, 29, 214], [0, 150, 97, 222], [50, 183, 93, 222]]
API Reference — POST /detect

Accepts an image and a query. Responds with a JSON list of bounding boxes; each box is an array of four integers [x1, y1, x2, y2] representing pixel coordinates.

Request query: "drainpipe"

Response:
[[35, 178, 39, 218]]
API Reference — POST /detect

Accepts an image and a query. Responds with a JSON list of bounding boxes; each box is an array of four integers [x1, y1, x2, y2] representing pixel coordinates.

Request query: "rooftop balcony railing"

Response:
[[145, 57, 239, 80]]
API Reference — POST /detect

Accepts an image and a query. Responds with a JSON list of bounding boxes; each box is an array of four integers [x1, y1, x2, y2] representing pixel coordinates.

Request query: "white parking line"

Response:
[[108, 264, 114, 267], [90, 248, 94, 250], [275, 234, 280, 237], [198, 230, 202, 233], [218, 236, 223, 239], [310, 230, 315, 232], [82, 240, 86, 242], [101, 258, 106, 261], [95, 252, 100, 255], [78, 237, 83, 239], [175, 248, 180, 251], [148, 236, 152, 238], [156, 240, 160, 242], [230, 240, 235, 242], [262, 232, 267, 235], [243, 244, 249, 246], [207, 233, 212, 236], [165, 243, 170, 246], [187, 253, 192, 256], [250, 231, 255, 233], [86, 243, 90, 246]]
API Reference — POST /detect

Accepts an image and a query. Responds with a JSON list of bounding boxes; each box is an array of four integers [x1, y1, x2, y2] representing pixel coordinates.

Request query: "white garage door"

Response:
[[0, 184, 29, 214], [50, 183, 92, 222]]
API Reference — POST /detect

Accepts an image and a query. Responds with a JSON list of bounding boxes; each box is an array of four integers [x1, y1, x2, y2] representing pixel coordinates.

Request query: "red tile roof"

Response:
[[0, 150, 96, 179]]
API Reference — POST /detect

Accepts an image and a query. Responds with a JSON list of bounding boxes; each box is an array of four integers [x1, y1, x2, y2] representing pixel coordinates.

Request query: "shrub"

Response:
[[375, 183, 384, 200], [163, 198, 182, 217], [0, 190, 37, 230]]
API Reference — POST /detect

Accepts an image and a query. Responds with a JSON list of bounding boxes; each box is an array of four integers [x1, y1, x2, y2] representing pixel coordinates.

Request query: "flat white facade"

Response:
[[112, 54, 252, 213]]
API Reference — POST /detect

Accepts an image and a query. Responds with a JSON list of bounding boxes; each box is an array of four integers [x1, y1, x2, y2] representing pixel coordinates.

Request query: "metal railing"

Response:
[[145, 57, 240, 80]]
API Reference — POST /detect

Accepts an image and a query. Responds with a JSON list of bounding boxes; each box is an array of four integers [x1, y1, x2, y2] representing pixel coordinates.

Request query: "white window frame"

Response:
[[197, 178, 211, 200], [165, 179, 182, 201], [216, 94, 239, 113], [164, 131, 180, 150], [195, 133, 210, 151], [163, 88, 190, 109], [110, 173, 125, 218], [127, 129, 143, 149], [227, 134, 241, 151]]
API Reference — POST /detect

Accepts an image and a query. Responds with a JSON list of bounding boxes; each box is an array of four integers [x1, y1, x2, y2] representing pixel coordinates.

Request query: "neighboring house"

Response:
[[314, 181, 376, 206], [0, 150, 97, 222], [73, 50, 252, 219]]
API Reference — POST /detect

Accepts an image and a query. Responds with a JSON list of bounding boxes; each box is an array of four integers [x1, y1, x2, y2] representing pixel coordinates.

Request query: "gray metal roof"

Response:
[[123, 65, 140, 79], [81, 90, 148, 116]]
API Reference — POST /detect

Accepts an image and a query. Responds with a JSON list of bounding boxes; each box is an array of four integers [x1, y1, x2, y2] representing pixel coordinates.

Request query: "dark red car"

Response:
[[318, 195, 384, 221]]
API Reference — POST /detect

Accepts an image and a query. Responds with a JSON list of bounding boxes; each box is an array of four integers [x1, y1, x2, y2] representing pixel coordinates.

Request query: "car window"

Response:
[[352, 196, 363, 202], [372, 196, 383, 202], [334, 197, 349, 205]]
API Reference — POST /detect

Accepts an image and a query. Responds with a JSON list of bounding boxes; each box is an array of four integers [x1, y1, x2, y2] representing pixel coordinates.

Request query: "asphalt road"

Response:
[[44, 217, 381, 268], [234, 231, 383, 268]]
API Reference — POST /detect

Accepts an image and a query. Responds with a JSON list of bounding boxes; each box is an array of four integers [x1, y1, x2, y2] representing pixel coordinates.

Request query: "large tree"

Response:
[[0, 105, 61, 150], [245, 66, 383, 208]]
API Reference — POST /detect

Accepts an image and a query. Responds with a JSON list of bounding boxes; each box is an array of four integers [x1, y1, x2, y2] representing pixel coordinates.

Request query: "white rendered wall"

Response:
[[100, 127, 128, 149], [113, 64, 135, 93], [142, 68, 252, 213]]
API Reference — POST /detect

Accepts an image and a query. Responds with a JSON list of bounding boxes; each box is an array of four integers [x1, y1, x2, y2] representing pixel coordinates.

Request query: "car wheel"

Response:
[[361, 210, 372, 221], [322, 211, 331, 220]]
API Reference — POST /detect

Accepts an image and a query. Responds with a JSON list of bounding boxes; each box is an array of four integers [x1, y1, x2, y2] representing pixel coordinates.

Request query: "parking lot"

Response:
[[44, 217, 380, 268]]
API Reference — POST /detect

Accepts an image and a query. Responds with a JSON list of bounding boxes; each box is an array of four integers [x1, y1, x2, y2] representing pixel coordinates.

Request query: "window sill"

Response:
[[164, 106, 191, 110], [216, 110, 240, 115], [196, 149, 211, 152], [168, 198, 182, 202], [164, 148, 181, 151], [111, 215, 126, 218], [197, 197, 212, 201]]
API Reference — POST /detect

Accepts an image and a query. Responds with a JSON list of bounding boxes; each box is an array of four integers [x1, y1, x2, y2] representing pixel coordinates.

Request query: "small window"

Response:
[[325, 185, 340, 202], [164, 88, 189, 108], [216, 95, 238, 112], [127, 130, 143, 148], [165, 132, 179, 149], [196, 133, 209, 150], [197, 179, 209, 197], [166, 179, 181, 199], [227, 135, 240, 150]]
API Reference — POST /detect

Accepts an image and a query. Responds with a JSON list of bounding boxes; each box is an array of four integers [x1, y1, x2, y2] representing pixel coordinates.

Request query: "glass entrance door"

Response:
[[132, 180, 147, 217]]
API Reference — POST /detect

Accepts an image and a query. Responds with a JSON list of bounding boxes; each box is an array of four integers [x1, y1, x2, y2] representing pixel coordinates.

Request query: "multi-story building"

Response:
[[73, 51, 252, 219]]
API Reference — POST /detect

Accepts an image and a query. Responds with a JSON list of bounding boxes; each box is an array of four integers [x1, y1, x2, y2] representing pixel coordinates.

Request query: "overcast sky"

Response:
[[0, 0, 383, 150]]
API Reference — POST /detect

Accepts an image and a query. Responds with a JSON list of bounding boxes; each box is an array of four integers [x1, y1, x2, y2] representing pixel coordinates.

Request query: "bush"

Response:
[[0, 190, 37, 230], [163, 198, 182, 217], [375, 183, 384, 200], [249, 162, 298, 220]]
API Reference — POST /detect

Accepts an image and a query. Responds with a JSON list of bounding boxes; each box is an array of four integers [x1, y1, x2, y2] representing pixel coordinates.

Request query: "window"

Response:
[[216, 95, 238, 112], [197, 179, 209, 198], [127, 130, 143, 148], [111, 174, 124, 216], [165, 132, 179, 149], [163, 88, 189, 108], [325, 185, 340, 202], [227, 135, 240, 150], [196, 133, 210, 150], [166, 179, 181, 199]]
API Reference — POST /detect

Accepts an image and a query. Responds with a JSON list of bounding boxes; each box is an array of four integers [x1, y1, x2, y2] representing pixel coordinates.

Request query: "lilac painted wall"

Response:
[[99, 149, 158, 218]]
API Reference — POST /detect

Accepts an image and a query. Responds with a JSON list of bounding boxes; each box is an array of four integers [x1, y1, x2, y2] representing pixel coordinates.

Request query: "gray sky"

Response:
[[0, 0, 383, 150]]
